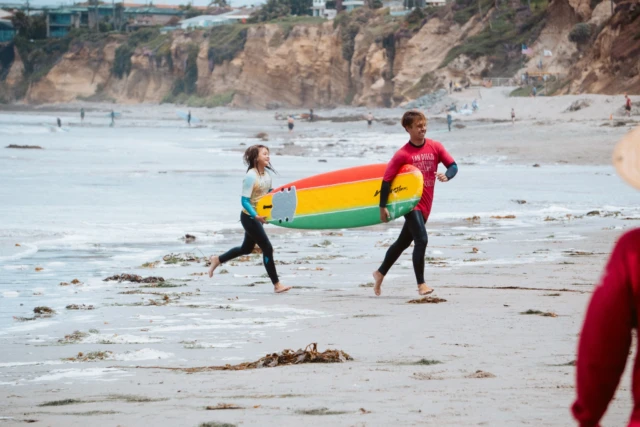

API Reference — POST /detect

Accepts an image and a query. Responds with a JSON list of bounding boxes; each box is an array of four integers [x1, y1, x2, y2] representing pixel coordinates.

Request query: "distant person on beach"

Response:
[[449, 81, 453, 94], [187, 110, 192, 127], [447, 112, 452, 132], [532, 86, 537, 97], [110, 110, 116, 127], [626, 95, 632, 117], [366, 112, 373, 126], [287, 115, 294, 132], [372, 110, 458, 297], [80, 108, 85, 123], [56, 118, 61, 128], [309, 108, 314, 122], [572, 126, 640, 427], [511, 108, 515, 125], [207, 145, 291, 294]]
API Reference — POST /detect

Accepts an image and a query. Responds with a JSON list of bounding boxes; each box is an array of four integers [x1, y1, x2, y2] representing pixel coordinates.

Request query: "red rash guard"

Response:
[[383, 138, 455, 221], [572, 228, 640, 426]]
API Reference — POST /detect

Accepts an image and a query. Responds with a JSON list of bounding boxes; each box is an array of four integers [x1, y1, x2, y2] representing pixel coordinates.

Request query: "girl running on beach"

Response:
[[373, 110, 458, 296], [208, 145, 292, 294]]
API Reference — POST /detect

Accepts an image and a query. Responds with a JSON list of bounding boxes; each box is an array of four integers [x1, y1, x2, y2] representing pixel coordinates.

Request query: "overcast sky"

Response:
[[0, 0, 264, 8]]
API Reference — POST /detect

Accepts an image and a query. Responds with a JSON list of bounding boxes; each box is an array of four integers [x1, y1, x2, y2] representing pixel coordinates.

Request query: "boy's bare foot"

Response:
[[208, 255, 220, 278], [373, 270, 384, 296], [418, 283, 434, 295], [274, 283, 292, 293]]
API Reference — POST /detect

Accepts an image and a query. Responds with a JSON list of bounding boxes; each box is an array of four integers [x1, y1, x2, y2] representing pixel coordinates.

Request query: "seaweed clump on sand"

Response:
[[520, 309, 558, 317], [407, 296, 447, 304], [14, 306, 57, 321], [66, 304, 95, 310], [131, 343, 352, 372], [103, 274, 164, 283], [64, 351, 113, 362], [163, 253, 205, 265], [6, 144, 43, 149]]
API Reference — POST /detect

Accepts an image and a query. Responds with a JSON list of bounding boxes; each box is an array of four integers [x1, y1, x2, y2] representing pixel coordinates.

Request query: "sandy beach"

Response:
[[1, 87, 640, 426]]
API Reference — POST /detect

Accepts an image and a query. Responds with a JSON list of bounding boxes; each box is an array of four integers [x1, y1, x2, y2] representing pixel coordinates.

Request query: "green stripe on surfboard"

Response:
[[266, 199, 420, 229]]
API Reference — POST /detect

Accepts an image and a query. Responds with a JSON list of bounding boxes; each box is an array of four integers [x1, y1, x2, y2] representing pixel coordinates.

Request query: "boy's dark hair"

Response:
[[402, 110, 427, 129]]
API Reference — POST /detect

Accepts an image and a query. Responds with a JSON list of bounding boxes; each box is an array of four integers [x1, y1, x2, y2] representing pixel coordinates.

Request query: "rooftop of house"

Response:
[[0, 9, 14, 19]]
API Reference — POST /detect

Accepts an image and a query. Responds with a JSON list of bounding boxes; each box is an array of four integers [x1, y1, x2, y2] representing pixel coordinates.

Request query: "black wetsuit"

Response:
[[218, 212, 278, 284], [378, 210, 429, 284]]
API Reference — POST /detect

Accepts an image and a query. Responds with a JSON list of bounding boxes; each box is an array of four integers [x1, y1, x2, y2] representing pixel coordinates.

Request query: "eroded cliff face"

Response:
[[26, 42, 116, 103], [2, 0, 637, 108], [569, 1, 640, 94], [392, 13, 485, 103], [231, 23, 350, 108]]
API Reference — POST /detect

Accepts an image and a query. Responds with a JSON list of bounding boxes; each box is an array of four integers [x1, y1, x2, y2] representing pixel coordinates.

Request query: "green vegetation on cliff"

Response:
[[442, 2, 548, 77], [112, 28, 171, 78], [208, 25, 249, 66]]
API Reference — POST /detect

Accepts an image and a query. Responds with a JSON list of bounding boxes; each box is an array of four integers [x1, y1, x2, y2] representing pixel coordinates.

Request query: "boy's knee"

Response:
[[414, 235, 428, 248]]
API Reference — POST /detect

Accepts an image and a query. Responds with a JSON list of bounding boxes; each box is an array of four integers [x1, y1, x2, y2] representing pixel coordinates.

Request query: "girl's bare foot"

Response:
[[274, 282, 292, 293], [208, 255, 220, 278], [372, 270, 384, 296], [418, 283, 434, 295]]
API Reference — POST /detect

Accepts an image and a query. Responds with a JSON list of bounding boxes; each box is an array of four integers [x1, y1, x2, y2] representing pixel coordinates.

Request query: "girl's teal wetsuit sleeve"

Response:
[[241, 172, 258, 218]]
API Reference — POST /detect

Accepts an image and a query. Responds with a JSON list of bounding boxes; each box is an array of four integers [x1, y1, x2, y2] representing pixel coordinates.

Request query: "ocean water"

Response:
[[1, 110, 640, 365]]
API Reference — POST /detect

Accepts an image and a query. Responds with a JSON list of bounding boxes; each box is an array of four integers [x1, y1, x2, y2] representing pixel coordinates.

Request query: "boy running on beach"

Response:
[[373, 110, 458, 296]]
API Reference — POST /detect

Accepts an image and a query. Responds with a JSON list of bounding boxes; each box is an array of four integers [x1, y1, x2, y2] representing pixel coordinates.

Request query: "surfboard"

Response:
[[255, 164, 423, 229], [177, 111, 201, 123], [104, 112, 122, 118]]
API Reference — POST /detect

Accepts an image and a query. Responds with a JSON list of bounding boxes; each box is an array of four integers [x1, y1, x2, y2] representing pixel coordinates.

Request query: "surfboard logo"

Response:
[[271, 186, 298, 224], [373, 185, 408, 198]]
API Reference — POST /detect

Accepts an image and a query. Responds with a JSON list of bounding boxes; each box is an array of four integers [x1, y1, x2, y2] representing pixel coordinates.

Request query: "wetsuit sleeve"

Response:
[[380, 150, 408, 208], [241, 197, 258, 218], [241, 172, 258, 218], [445, 162, 458, 180], [379, 181, 391, 208], [572, 231, 639, 427]]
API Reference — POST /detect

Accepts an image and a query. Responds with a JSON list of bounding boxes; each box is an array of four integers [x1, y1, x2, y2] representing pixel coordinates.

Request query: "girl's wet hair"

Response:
[[244, 145, 277, 174]]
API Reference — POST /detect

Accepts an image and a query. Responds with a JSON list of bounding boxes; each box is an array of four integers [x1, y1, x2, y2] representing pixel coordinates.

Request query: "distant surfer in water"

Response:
[[110, 110, 116, 127], [208, 145, 292, 294], [366, 112, 373, 127], [80, 108, 85, 123], [511, 108, 516, 125], [373, 110, 458, 296], [287, 115, 294, 132], [57, 118, 61, 128], [187, 110, 192, 127], [626, 95, 632, 117]]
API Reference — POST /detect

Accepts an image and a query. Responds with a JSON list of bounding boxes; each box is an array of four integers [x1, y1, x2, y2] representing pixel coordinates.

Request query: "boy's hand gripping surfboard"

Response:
[[255, 164, 424, 229]]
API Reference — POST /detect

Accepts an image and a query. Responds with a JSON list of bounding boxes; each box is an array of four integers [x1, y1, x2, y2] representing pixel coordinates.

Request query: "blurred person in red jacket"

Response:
[[572, 125, 640, 426]]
